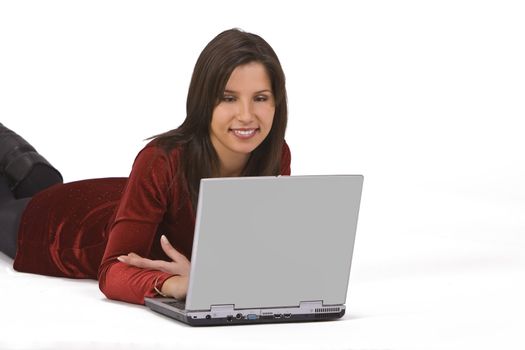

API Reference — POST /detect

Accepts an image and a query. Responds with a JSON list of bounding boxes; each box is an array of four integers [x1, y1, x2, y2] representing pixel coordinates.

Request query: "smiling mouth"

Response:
[[229, 128, 259, 138]]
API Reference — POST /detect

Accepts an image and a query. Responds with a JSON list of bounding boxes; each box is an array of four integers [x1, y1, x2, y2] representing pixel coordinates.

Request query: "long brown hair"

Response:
[[148, 28, 288, 213]]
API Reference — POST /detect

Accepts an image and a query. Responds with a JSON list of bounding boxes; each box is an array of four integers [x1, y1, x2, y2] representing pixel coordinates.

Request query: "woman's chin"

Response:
[[230, 144, 258, 155]]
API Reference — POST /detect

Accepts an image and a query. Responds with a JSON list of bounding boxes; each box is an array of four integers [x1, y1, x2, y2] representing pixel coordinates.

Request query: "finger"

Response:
[[120, 253, 158, 270], [116, 252, 143, 264], [117, 255, 129, 263], [120, 253, 179, 274], [160, 235, 188, 262]]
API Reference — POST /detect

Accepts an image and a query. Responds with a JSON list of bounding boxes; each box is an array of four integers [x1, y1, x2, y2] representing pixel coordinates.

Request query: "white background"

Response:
[[1, 1, 524, 349]]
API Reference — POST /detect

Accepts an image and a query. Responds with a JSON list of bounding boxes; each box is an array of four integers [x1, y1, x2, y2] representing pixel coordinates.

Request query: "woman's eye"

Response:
[[222, 96, 235, 102], [255, 95, 268, 102]]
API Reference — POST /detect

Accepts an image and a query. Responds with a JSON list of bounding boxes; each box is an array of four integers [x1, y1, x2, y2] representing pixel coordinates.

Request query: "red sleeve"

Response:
[[280, 140, 291, 175], [98, 145, 176, 305]]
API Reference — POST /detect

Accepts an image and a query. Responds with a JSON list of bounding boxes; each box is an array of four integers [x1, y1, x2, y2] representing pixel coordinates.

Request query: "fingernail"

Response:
[[161, 235, 168, 243], [117, 256, 124, 262]]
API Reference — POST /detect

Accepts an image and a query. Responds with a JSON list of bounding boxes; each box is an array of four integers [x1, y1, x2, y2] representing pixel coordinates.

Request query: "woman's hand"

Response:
[[117, 235, 191, 298], [161, 275, 189, 300]]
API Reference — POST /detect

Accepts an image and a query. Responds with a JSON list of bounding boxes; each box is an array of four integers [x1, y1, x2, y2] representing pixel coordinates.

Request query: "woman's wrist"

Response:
[[161, 275, 188, 299], [154, 275, 170, 297]]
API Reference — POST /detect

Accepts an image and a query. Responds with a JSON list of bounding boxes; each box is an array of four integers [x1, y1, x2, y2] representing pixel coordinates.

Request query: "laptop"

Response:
[[145, 174, 363, 326]]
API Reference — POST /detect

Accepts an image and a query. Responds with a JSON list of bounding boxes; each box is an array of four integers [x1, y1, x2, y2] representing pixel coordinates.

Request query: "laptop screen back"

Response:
[[186, 175, 363, 310]]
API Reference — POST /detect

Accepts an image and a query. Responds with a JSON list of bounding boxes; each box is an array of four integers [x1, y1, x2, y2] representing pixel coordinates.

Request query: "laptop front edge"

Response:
[[144, 297, 346, 326]]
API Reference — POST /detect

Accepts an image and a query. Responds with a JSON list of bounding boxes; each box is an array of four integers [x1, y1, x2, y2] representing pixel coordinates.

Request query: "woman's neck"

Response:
[[218, 160, 246, 177], [216, 153, 250, 177]]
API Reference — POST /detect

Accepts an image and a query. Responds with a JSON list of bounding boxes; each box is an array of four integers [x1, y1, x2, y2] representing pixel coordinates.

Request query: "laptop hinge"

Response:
[[210, 304, 235, 313], [299, 300, 324, 309]]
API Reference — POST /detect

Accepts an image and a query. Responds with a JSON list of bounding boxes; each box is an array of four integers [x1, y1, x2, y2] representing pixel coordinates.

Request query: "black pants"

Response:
[[0, 165, 63, 259]]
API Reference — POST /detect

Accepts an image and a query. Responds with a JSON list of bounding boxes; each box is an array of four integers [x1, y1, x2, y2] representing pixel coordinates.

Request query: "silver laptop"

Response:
[[145, 174, 363, 326]]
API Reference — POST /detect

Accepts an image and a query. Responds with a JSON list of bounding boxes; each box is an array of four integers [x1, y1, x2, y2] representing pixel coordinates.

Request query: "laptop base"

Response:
[[145, 298, 346, 326]]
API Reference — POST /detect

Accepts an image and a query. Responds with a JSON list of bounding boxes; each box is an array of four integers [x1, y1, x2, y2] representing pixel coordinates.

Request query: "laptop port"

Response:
[[236, 313, 243, 319], [246, 314, 258, 320], [274, 313, 282, 318], [284, 313, 291, 318], [226, 315, 233, 322], [206, 315, 211, 320]]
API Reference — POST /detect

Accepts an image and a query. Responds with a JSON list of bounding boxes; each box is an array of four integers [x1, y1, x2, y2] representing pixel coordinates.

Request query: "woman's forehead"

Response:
[[224, 62, 272, 91]]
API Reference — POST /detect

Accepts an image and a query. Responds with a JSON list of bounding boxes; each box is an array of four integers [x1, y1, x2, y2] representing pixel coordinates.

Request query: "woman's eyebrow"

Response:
[[223, 89, 272, 94]]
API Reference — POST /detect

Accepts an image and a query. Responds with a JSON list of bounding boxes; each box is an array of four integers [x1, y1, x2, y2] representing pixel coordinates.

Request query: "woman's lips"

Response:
[[229, 128, 259, 139]]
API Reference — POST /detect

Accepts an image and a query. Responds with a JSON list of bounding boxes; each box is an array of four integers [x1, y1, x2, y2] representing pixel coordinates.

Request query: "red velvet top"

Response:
[[13, 140, 291, 305]]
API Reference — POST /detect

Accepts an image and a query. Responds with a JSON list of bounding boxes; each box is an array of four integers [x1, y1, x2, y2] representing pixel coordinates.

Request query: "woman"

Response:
[[0, 28, 291, 305]]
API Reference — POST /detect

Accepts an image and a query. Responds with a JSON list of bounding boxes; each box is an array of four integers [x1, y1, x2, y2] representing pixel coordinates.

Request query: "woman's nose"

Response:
[[236, 100, 255, 122]]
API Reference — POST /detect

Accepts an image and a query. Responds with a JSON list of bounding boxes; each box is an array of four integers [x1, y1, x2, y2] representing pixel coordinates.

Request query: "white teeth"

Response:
[[233, 129, 256, 135]]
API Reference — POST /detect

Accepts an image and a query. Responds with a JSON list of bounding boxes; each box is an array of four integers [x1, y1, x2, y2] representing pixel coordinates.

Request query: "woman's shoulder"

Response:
[[122, 139, 184, 184], [134, 139, 183, 165], [281, 139, 291, 160], [282, 139, 290, 152], [144, 138, 182, 154]]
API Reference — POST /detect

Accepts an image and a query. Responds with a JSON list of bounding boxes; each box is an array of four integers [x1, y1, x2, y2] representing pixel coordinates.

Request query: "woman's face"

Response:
[[210, 61, 275, 168]]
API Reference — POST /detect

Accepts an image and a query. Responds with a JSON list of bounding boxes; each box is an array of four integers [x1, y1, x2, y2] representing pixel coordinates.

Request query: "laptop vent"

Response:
[[315, 312, 337, 319], [314, 307, 340, 313]]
